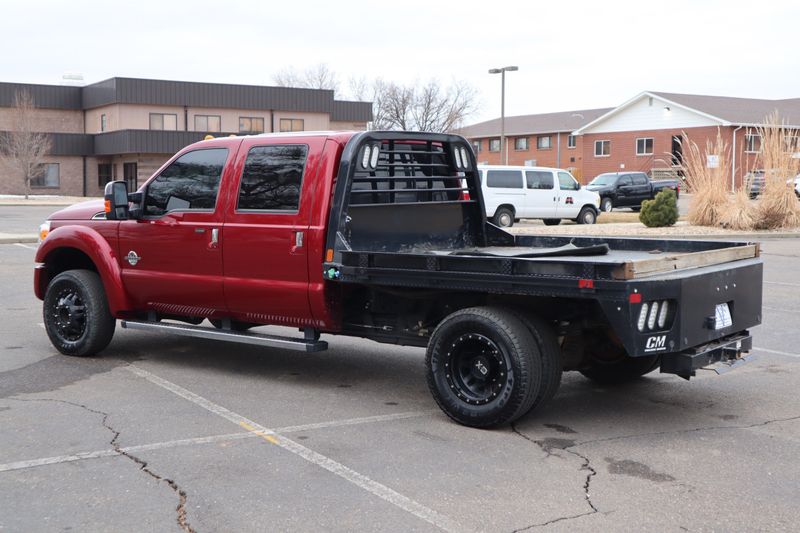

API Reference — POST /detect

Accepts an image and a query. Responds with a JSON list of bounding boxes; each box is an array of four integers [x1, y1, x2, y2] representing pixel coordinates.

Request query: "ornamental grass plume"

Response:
[[752, 111, 800, 229], [718, 187, 757, 230], [682, 130, 730, 227]]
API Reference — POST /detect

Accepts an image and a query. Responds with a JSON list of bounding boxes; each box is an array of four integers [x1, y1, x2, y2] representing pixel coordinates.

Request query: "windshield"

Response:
[[589, 174, 618, 186]]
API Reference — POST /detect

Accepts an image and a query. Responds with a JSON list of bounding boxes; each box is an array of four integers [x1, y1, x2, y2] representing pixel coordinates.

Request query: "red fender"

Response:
[[35, 225, 132, 315]]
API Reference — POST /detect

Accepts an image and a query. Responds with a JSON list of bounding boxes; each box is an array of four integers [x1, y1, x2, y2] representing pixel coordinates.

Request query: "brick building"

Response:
[[0, 77, 372, 196], [460, 91, 800, 187]]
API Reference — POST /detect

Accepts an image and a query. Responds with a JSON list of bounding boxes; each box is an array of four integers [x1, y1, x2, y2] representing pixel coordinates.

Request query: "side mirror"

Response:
[[104, 181, 129, 220]]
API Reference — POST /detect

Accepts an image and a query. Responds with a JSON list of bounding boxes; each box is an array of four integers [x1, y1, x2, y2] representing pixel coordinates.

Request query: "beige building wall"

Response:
[[272, 111, 329, 132], [0, 156, 84, 196], [0, 108, 83, 133], [330, 121, 368, 131], [85, 104, 119, 133], [86, 104, 187, 133]]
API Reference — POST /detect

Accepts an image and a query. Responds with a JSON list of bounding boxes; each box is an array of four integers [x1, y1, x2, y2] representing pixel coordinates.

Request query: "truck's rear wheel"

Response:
[[43, 270, 115, 357], [580, 337, 661, 385], [426, 307, 541, 428]]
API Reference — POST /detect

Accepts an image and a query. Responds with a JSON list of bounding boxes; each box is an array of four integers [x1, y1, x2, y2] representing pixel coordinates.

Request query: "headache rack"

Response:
[[326, 131, 490, 262]]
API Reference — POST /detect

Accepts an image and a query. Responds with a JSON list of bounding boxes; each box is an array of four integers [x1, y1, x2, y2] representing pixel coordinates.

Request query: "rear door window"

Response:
[[237, 145, 309, 211], [618, 175, 633, 186], [633, 174, 649, 185], [525, 171, 554, 190], [144, 148, 229, 217], [486, 170, 523, 189]]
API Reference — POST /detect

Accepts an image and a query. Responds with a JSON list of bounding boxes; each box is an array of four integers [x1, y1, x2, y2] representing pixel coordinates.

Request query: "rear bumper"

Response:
[[660, 331, 753, 379]]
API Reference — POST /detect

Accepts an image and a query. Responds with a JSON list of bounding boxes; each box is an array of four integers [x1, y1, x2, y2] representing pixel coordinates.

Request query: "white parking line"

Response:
[[0, 412, 434, 474], [763, 306, 800, 314], [13, 243, 37, 250], [764, 281, 800, 288], [755, 347, 800, 358], [125, 365, 462, 532]]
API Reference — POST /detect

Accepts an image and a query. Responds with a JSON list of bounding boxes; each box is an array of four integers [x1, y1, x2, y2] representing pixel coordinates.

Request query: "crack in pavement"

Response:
[[507, 413, 800, 531], [7, 397, 195, 533], [566, 414, 800, 450], [510, 423, 598, 531]]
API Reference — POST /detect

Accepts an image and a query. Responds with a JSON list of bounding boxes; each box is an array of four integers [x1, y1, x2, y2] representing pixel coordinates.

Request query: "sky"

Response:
[[2, 0, 798, 125]]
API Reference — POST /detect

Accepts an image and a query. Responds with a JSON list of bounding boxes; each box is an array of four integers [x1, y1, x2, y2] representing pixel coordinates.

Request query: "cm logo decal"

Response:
[[645, 335, 667, 352]]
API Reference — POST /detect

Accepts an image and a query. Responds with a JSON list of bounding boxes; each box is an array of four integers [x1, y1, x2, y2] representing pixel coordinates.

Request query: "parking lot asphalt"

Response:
[[1, 238, 798, 532]]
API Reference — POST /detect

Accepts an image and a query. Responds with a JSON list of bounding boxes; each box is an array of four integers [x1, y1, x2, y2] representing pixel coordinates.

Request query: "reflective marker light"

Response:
[[369, 144, 380, 168], [361, 146, 372, 169], [460, 147, 469, 168], [637, 303, 649, 332], [454, 147, 463, 168], [657, 300, 669, 329], [647, 301, 659, 330]]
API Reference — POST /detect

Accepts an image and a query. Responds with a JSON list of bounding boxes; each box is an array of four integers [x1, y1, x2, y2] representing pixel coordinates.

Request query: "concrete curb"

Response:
[[0, 235, 38, 244]]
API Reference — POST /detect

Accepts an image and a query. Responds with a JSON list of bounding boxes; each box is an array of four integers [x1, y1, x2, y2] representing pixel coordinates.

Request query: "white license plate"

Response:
[[714, 303, 733, 330]]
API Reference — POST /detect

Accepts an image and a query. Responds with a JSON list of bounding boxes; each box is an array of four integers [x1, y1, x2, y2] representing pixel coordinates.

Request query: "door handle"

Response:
[[291, 231, 304, 253], [209, 228, 219, 248]]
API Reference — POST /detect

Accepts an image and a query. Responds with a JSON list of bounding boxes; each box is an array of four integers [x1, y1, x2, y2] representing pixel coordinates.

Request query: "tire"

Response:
[[630, 206, 641, 212], [600, 197, 613, 212], [543, 219, 561, 226], [43, 270, 115, 356], [210, 319, 255, 332], [508, 311, 562, 413], [426, 307, 542, 428], [576, 207, 597, 225], [493, 207, 514, 228]]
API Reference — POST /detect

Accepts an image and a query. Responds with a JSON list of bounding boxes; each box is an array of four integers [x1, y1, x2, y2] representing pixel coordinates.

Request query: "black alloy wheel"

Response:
[[445, 333, 510, 406], [51, 288, 87, 342]]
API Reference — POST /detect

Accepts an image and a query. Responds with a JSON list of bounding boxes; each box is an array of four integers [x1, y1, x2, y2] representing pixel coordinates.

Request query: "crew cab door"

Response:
[[631, 173, 651, 203], [616, 174, 634, 206], [117, 147, 233, 313], [222, 138, 318, 324]]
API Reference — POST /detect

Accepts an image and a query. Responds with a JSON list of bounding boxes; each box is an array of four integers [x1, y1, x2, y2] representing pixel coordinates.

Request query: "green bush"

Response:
[[639, 189, 679, 227]]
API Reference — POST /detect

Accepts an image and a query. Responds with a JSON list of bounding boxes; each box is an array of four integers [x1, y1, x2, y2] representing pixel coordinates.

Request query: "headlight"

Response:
[[38, 221, 51, 242]]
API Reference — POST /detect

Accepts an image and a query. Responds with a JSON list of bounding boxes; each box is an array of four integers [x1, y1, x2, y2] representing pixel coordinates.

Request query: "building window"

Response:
[[594, 140, 610, 157], [123, 162, 138, 191], [150, 113, 178, 130], [98, 164, 113, 187], [537, 136, 552, 150], [472, 140, 481, 153], [489, 139, 501, 152], [239, 117, 265, 134], [745, 133, 761, 153], [636, 137, 654, 156], [100, 114, 107, 132], [514, 137, 529, 151], [195, 115, 221, 132], [279, 118, 304, 132], [567, 135, 576, 149], [31, 163, 59, 188]]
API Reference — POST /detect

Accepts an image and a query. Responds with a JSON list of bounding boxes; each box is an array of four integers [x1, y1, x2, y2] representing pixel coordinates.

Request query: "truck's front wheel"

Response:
[[43, 270, 115, 357], [426, 307, 542, 428]]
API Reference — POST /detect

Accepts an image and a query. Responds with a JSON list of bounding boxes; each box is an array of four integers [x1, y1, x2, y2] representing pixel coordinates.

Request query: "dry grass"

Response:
[[752, 112, 800, 229], [682, 130, 730, 226], [718, 188, 758, 230]]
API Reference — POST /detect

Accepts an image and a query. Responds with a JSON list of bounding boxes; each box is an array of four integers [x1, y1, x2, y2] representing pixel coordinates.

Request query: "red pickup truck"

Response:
[[35, 131, 762, 427]]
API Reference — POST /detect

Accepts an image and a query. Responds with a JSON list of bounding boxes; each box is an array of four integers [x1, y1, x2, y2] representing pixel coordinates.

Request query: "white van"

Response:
[[478, 165, 601, 227]]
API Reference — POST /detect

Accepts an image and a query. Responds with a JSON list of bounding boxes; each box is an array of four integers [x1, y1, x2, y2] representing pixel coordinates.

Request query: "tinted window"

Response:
[[486, 170, 523, 189], [618, 176, 633, 186], [526, 171, 554, 190], [557, 172, 579, 191], [144, 148, 228, 217], [237, 145, 308, 211], [633, 174, 649, 185]]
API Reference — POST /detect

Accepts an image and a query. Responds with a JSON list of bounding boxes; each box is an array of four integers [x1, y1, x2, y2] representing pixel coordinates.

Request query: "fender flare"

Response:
[[35, 225, 132, 314]]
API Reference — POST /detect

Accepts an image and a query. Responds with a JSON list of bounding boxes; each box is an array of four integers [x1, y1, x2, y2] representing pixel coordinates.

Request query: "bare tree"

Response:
[[0, 91, 51, 198], [273, 63, 340, 93], [365, 79, 477, 133]]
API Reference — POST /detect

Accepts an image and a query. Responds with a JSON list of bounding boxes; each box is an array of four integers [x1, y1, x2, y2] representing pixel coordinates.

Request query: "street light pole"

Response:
[[489, 65, 518, 165]]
